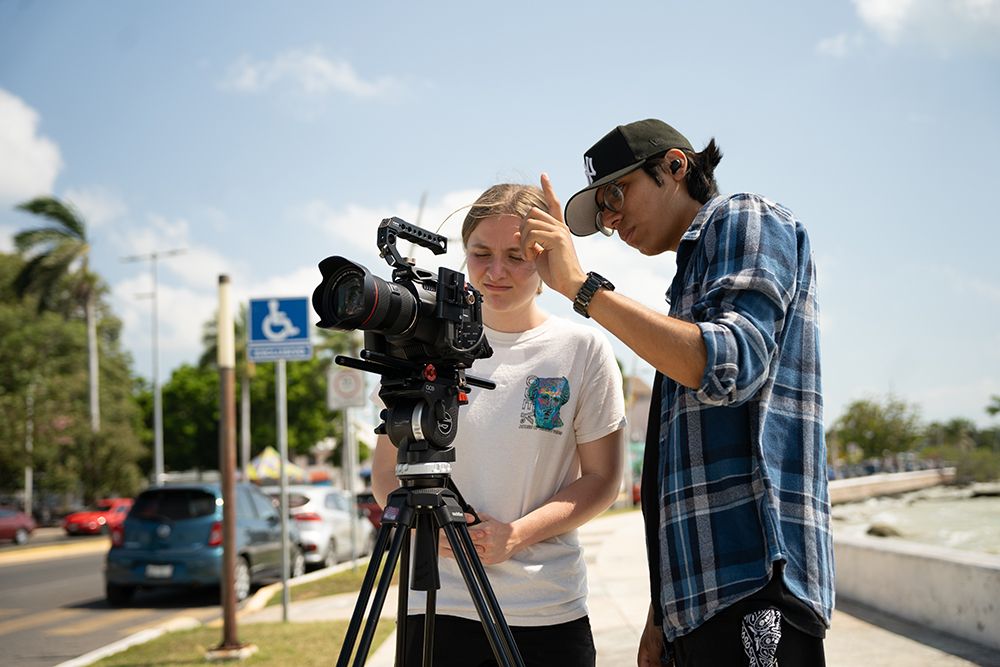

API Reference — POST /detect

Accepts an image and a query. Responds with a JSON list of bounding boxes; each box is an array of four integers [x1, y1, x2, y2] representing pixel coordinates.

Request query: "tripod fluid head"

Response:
[[334, 340, 494, 477]]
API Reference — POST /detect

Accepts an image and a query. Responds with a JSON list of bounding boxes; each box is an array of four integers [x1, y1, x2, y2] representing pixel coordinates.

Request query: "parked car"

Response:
[[104, 483, 305, 606], [62, 497, 133, 535], [0, 507, 36, 545], [356, 490, 383, 529], [263, 485, 375, 570]]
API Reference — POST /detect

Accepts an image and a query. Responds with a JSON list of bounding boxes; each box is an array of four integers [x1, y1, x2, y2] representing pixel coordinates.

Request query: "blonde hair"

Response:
[[461, 184, 549, 248]]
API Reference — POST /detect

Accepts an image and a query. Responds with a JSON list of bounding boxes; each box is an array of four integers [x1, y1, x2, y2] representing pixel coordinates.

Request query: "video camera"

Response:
[[312, 217, 494, 467]]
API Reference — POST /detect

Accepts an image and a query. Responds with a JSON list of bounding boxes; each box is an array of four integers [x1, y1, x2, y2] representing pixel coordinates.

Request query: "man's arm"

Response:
[[588, 289, 706, 390], [518, 174, 707, 389]]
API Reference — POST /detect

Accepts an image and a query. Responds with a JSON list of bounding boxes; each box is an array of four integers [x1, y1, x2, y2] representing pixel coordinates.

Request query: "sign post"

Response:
[[248, 297, 312, 621], [328, 366, 367, 565]]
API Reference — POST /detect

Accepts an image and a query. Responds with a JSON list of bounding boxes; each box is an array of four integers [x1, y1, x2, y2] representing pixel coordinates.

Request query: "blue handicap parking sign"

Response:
[[248, 297, 312, 362]]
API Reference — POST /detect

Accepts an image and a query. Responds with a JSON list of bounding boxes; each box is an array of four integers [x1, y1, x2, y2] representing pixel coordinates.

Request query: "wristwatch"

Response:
[[573, 271, 615, 318]]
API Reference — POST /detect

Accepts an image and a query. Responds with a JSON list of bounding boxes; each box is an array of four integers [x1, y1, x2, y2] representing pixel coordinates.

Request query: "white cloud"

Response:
[[0, 88, 63, 206], [0, 225, 15, 252], [294, 189, 483, 274], [816, 32, 864, 58], [852, 0, 1000, 53], [220, 48, 396, 98], [116, 214, 241, 288], [112, 213, 250, 375], [63, 186, 127, 228]]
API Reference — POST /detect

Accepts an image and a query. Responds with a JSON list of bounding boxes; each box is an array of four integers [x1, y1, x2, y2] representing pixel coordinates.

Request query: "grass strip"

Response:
[[91, 620, 395, 666], [267, 563, 398, 607]]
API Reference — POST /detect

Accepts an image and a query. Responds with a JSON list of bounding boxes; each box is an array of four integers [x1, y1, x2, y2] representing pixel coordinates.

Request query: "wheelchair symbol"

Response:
[[262, 299, 301, 341]]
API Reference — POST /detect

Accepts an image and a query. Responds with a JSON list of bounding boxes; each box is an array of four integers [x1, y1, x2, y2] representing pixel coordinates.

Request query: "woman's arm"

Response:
[[371, 434, 399, 508], [467, 428, 625, 565]]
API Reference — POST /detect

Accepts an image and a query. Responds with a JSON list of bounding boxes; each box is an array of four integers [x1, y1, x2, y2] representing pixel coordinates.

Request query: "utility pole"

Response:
[[207, 274, 255, 660], [24, 383, 34, 519], [122, 248, 186, 485]]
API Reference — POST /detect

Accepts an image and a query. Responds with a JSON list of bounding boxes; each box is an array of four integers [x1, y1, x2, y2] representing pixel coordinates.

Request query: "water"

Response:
[[831, 484, 1000, 556]]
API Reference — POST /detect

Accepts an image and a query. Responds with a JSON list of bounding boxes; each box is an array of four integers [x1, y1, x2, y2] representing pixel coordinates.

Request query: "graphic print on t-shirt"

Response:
[[520, 375, 570, 432]]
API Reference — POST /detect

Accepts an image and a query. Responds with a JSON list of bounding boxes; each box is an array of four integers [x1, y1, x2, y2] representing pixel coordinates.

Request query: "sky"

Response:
[[1, 0, 999, 430]]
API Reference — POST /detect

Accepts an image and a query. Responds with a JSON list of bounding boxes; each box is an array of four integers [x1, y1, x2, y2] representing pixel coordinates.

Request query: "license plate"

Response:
[[145, 564, 173, 579]]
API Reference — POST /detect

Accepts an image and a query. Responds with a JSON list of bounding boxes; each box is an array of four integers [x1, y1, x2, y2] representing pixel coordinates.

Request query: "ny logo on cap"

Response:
[[584, 156, 597, 185]]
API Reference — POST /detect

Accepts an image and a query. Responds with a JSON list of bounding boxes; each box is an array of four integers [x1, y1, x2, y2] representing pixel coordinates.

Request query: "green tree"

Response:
[[145, 348, 358, 474], [157, 363, 221, 472], [924, 418, 977, 451], [987, 395, 1000, 418], [13, 197, 102, 433], [827, 396, 923, 460], [0, 253, 144, 504], [198, 309, 360, 465]]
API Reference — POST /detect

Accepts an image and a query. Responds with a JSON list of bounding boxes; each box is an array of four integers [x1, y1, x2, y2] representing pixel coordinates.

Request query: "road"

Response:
[[0, 535, 224, 667]]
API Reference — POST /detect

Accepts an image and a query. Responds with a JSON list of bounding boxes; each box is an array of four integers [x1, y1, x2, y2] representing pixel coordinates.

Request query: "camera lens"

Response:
[[333, 271, 366, 319], [313, 257, 420, 336]]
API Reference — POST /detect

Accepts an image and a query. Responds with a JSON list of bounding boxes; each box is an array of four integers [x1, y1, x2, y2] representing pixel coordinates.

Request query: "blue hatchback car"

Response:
[[104, 482, 305, 606]]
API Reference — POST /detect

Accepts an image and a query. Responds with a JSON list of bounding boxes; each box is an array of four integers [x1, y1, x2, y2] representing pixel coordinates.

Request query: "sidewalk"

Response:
[[241, 510, 1000, 666]]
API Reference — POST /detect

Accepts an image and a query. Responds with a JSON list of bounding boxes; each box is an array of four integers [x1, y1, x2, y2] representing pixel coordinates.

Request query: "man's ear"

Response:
[[665, 148, 688, 180]]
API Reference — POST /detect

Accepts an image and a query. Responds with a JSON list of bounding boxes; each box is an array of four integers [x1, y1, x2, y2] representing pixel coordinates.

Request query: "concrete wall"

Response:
[[829, 468, 955, 504], [834, 534, 1000, 651]]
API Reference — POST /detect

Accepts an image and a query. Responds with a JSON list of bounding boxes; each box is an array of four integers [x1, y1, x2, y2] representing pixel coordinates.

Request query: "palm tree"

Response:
[[13, 196, 101, 433]]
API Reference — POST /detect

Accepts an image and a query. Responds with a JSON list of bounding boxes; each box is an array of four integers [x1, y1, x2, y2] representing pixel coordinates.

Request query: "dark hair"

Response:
[[641, 139, 723, 204]]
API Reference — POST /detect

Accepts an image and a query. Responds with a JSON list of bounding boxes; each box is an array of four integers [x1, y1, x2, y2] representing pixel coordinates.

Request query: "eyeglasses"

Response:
[[595, 181, 624, 230]]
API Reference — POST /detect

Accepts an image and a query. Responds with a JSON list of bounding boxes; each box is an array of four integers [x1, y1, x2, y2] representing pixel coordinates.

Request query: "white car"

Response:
[[263, 485, 375, 569]]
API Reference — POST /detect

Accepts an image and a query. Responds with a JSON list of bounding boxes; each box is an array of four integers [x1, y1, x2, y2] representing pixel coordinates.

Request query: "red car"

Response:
[[0, 507, 37, 544], [356, 490, 383, 529], [62, 498, 133, 536]]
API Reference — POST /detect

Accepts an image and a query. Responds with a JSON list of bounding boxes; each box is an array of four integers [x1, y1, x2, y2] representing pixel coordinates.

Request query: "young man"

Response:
[[519, 119, 834, 666]]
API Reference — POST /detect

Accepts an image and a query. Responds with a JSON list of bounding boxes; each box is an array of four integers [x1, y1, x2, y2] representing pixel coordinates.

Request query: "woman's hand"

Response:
[[439, 512, 520, 565], [518, 173, 588, 300], [466, 513, 519, 565]]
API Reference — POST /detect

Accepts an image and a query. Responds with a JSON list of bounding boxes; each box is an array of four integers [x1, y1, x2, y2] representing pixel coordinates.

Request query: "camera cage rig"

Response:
[[331, 217, 495, 476]]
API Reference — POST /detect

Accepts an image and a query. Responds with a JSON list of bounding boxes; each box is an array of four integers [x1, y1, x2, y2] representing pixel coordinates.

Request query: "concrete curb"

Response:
[[0, 537, 109, 566], [240, 558, 366, 617], [54, 616, 201, 667], [56, 558, 369, 666]]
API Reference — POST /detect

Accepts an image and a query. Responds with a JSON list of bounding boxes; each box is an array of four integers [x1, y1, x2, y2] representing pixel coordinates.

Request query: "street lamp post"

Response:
[[122, 248, 186, 485]]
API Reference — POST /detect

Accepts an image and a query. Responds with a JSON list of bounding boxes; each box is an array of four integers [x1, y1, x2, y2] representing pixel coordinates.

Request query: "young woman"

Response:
[[371, 183, 627, 667]]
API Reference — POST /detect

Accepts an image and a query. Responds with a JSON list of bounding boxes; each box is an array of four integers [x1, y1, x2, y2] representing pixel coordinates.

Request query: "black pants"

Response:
[[402, 613, 596, 667], [670, 605, 825, 667]]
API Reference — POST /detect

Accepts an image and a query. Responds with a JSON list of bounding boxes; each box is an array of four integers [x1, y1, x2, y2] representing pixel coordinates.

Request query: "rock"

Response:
[[971, 483, 1000, 498], [867, 522, 903, 537]]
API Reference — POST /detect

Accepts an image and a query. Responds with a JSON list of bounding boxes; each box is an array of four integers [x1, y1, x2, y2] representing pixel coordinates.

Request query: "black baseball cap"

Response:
[[564, 119, 694, 237]]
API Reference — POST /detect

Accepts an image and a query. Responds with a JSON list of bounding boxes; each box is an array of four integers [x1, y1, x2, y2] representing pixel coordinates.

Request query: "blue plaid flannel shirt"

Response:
[[647, 193, 834, 642]]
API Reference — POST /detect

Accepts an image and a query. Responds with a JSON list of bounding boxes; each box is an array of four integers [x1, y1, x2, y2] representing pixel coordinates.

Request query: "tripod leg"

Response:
[[337, 523, 393, 667], [336, 521, 408, 667], [442, 522, 525, 667], [452, 523, 524, 667], [396, 527, 410, 667], [354, 524, 409, 667]]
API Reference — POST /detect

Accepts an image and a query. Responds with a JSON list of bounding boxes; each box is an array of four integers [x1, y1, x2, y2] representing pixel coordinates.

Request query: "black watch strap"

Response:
[[573, 271, 615, 318]]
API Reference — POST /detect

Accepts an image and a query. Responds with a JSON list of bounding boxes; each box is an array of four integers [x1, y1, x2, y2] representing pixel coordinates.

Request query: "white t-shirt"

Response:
[[405, 315, 626, 626]]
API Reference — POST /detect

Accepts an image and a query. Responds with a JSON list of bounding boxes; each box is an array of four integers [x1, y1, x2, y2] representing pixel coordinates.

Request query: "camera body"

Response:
[[312, 217, 492, 368], [312, 217, 494, 462]]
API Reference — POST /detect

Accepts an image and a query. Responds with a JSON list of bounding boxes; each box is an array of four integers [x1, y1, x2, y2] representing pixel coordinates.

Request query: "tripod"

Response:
[[335, 463, 525, 667]]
